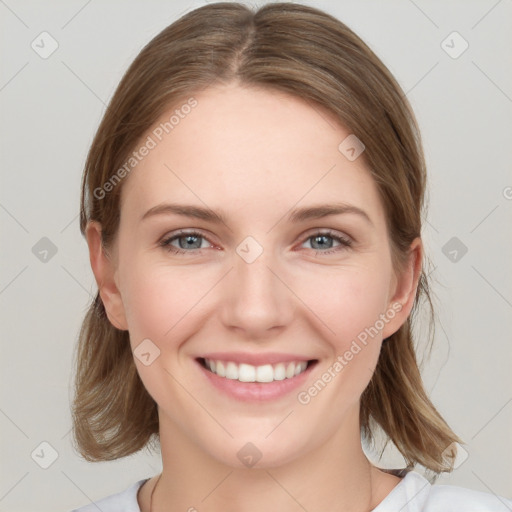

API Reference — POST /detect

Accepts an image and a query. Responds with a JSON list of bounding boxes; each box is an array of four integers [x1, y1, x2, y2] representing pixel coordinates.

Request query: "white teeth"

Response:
[[225, 362, 238, 380], [273, 363, 286, 381], [295, 362, 307, 376], [239, 363, 256, 382], [203, 358, 309, 382], [256, 364, 274, 383], [216, 361, 226, 377]]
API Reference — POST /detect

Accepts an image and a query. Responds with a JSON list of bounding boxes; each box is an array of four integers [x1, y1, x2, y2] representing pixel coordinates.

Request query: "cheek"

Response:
[[120, 264, 202, 345], [117, 261, 212, 405], [301, 265, 392, 346], [120, 252, 393, 356], [297, 265, 392, 401]]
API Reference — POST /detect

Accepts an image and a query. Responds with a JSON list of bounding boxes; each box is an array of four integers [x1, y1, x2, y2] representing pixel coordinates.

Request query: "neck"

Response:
[[147, 405, 388, 512]]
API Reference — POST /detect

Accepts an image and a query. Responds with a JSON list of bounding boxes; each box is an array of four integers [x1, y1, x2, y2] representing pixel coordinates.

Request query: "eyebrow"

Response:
[[140, 202, 373, 226]]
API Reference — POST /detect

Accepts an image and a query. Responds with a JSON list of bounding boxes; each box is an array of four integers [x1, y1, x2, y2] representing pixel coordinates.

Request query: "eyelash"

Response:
[[159, 229, 353, 256]]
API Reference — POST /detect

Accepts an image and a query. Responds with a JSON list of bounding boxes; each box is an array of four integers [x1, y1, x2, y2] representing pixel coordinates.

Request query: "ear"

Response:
[[381, 237, 423, 340], [85, 221, 128, 331]]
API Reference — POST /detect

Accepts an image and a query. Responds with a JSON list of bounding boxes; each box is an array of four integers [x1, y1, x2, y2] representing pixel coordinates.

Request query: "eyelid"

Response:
[[159, 229, 216, 249], [159, 227, 352, 243], [159, 227, 353, 255], [299, 227, 353, 243], [296, 229, 353, 254]]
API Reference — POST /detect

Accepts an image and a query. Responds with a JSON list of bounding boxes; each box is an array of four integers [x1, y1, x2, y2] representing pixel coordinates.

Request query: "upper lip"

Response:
[[198, 352, 315, 366]]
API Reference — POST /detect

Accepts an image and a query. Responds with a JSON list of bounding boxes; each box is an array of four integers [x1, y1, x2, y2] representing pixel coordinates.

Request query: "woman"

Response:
[[70, 2, 511, 511]]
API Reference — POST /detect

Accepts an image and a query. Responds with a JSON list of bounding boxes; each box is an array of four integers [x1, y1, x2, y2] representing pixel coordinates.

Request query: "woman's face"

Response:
[[91, 83, 419, 468]]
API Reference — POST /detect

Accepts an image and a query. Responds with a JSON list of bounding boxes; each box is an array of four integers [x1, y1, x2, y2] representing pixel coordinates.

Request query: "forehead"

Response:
[[119, 83, 384, 228]]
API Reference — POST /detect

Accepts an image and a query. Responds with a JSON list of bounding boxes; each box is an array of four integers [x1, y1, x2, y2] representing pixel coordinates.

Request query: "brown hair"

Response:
[[72, 1, 463, 473]]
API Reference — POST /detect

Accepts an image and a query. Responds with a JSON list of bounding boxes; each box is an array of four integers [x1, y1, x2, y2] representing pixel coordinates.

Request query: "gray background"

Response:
[[1, 0, 511, 510]]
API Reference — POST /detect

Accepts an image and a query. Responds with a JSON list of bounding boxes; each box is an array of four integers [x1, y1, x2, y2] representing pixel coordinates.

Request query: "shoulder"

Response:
[[69, 478, 148, 512], [425, 480, 512, 511], [373, 470, 512, 512]]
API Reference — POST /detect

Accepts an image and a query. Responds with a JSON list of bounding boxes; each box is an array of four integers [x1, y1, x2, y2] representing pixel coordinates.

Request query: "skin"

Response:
[[87, 82, 422, 511]]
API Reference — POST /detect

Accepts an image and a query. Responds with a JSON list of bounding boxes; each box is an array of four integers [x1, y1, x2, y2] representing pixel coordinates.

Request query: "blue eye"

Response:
[[159, 229, 352, 256], [302, 231, 352, 254], [159, 231, 209, 255]]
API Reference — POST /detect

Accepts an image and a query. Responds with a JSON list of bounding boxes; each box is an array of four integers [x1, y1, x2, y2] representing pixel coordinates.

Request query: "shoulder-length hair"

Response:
[[72, 1, 462, 473]]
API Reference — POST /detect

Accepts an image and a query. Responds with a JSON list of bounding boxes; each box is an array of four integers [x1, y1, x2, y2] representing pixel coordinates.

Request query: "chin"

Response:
[[197, 425, 313, 470]]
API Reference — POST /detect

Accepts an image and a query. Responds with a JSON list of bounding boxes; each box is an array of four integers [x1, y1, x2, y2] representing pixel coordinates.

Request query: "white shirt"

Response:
[[70, 469, 512, 511]]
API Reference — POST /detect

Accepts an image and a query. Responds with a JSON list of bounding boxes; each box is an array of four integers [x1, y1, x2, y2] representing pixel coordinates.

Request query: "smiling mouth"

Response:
[[198, 358, 317, 383]]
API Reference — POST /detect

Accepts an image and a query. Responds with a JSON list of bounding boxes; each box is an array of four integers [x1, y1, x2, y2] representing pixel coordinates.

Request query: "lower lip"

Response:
[[197, 360, 315, 402]]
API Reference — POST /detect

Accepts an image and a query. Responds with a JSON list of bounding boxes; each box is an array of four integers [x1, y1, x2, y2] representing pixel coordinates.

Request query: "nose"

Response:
[[218, 243, 295, 339]]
